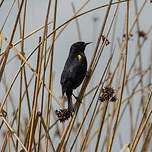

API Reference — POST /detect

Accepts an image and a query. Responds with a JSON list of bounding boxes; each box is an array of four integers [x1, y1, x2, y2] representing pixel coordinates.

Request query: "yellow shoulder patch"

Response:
[[77, 55, 82, 60]]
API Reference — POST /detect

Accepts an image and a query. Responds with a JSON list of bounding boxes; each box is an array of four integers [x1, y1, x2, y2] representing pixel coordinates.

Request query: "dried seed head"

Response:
[[138, 30, 147, 40], [99, 86, 117, 102], [101, 35, 110, 46], [55, 109, 71, 122], [110, 96, 117, 102]]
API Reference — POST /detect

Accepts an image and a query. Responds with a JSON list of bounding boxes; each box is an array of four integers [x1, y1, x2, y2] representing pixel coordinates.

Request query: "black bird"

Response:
[[60, 41, 91, 115]]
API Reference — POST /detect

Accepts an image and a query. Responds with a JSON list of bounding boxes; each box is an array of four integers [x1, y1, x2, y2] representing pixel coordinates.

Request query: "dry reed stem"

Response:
[[23, 66, 32, 117], [94, 3, 119, 151], [27, 12, 45, 150], [120, 143, 130, 152], [69, 0, 117, 149], [14, 21, 53, 46], [0, 0, 5, 8], [0, 0, 151, 151], [71, 2, 82, 41], [55, 0, 121, 150], [130, 109, 152, 152], [55, 0, 91, 42], [141, 122, 152, 152], [10, 134, 17, 152], [79, 61, 113, 152], [4, 77, 10, 152], [107, 1, 129, 151], [1, 117, 28, 152], [0, 36, 2, 53], [56, 117, 73, 152], [0, 0, 129, 113], [39, 113, 55, 152], [0, 0, 24, 82], [44, 0, 56, 151], [130, 90, 152, 151], [32, 1, 51, 151], [88, 0, 113, 72], [0, 34, 62, 109], [1, 134, 7, 152], [134, 0, 145, 114], [0, 0, 16, 33], [45, 0, 128, 48], [37, 36, 44, 151], [0, 1, 128, 152], [62, 0, 115, 150], [16, 0, 27, 150], [94, 101, 109, 152], [70, 54, 113, 151]]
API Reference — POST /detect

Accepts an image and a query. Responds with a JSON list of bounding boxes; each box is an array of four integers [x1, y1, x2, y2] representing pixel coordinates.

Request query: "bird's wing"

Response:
[[61, 54, 87, 92], [68, 54, 87, 81], [60, 59, 71, 84], [62, 55, 83, 80]]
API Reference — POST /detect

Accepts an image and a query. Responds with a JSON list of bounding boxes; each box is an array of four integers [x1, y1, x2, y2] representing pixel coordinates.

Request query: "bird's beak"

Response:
[[85, 42, 92, 46]]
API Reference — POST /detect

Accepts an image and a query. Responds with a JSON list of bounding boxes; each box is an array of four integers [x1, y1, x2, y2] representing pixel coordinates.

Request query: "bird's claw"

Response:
[[76, 97, 82, 104], [72, 93, 82, 103]]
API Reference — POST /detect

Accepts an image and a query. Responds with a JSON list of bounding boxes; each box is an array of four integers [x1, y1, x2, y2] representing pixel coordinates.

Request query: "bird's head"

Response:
[[70, 41, 92, 54]]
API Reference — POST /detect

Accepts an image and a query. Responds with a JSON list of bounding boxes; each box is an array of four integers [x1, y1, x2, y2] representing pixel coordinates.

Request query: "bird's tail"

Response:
[[61, 87, 64, 96], [66, 90, 74, 115], [68, 96, 74, 113]]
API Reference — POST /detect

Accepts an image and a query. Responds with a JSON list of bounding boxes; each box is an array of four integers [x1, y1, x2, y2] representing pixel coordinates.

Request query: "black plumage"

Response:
[[60, 41, 91, 115]]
